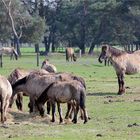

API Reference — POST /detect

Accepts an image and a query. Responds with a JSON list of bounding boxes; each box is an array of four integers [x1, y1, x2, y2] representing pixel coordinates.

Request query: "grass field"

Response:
[[0, 47, 140, 140]]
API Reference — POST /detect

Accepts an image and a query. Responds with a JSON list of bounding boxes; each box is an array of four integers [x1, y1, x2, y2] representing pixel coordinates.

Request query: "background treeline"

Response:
[[0, 0, 140, 55]]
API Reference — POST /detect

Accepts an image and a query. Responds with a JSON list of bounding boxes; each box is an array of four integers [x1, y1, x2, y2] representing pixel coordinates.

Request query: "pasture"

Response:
[[0, 47, 140, 140]]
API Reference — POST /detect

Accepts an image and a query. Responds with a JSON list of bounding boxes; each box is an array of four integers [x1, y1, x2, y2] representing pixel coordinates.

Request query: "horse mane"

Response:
[[12, 76, 27, 89], [36, 82, 54, 105], [108, 46, 126, 56]]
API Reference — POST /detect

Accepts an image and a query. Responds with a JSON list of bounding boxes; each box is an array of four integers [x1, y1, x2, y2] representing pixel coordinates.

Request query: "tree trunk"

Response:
[[88, 42, 96, 55], [16, 38, 21, 56], [14, 35, 21, 56]]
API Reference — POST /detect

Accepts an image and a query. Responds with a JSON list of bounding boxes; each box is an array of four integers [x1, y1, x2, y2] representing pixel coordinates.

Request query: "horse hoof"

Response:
[[51, 120, 55, 122], [118, 92, 124, 95], [72, 119, 77, 124], [84, 120, 88, 124]]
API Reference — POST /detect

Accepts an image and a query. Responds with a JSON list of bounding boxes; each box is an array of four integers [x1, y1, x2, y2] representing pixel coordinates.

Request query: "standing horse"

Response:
[[35, 80, 88, 124], [65, 47, 77, 62], [0, 75, 12, 123], [0, 47, 18, 60], [98, 44, 140, 95], [8, 68, 49, 111], [8, 68, 30, 111], [11, 72, 86, 114]]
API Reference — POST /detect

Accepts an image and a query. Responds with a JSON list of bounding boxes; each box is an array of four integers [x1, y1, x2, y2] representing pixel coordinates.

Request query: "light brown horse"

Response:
[[0, 75, 12, 123], [41, 59, 57, 73], [65, 47, 77, 62], [98, 44, 140, 95], [35, 80, 88, 124], [11, 72, 86, 114], [8, 68, 49, 111], [0, 47, 18, 60]]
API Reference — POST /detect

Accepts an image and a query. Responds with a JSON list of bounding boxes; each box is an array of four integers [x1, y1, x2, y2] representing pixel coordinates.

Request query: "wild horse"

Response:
[[0, 47, 18, 60], [98, 44, 140, 95]]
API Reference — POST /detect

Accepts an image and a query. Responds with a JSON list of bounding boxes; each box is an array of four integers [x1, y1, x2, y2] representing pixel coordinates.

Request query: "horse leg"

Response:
[[4, 99, 10, 122], [51, 102, 56, 122], [16, 93, 23, 111], [57, 102, 63, 123], [9, 94, 17, 108], [0, 98, 4, 123], [47, 101, 51, 115], [80, 107, 88, 124], [120, 74, 125, 94], [29, 97, 34, 113], [117, 75, 122, 94], [117, 74, 125, 95], [65, 103, 72, 119], [72, 103, 79, 124]]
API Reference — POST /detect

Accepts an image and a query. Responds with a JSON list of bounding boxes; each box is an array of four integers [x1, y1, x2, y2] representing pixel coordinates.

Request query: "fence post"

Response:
[[35, 44, 39, 67], [0, 54, 3, 68], [79, 49, 81, 58]]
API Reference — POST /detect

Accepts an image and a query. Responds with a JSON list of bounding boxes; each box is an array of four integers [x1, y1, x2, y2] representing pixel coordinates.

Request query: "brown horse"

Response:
[[35, 80, 88, 124], [98, 44, 140, 95], [41, 59, 57, 73], [65, 47, 77, 62], [8, 68, 49, 111], [0, 47, 18, 60], [8, 68, 30, 111], [11, 72, 86, 114], [0, 75, 12, 123]]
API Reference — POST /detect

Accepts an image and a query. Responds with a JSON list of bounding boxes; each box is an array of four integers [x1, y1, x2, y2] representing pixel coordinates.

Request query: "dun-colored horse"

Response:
[[41, 59, 57, 73], [65, 47, 77, 62], [0, 47, 18, 60], [8, 68, 49, 111], [0, 75, 12, 123], [36, 80, 88, 124], [98, 44, 140, 95]]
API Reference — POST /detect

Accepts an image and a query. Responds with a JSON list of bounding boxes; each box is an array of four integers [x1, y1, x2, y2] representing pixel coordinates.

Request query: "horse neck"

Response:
[[37, 83, 54, 105], [12, 77, 27, 91]]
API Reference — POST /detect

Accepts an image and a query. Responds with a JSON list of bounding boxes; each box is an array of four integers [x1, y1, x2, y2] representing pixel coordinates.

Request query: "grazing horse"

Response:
[[8, 68, 30, 111], [8, 68, 49, 111], [0, 47, 18, 60], [11, 72, 86, 114], [41, 59, 57, 73], [35, 80, 88, 124], [0, 75, 12, 123], [65, 47, 77, 62], [98, 44, 140, 95]]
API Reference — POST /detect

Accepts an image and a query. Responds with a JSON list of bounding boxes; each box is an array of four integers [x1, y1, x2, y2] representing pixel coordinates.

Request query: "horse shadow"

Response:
[[87, 92, 117, 97]]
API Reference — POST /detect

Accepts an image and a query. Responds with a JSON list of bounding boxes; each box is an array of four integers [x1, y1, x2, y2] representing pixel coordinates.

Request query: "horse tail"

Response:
[[80, 90, 85, 109], [37, 82, 55, 105], [66, 49, 69, 61], [13, 49, 18, 60]]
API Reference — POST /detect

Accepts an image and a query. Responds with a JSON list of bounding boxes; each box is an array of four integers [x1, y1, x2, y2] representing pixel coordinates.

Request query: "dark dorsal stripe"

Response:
[[109, 46, 126, 57], [37, 82, 55, 105], [12, 76, 27, 89]]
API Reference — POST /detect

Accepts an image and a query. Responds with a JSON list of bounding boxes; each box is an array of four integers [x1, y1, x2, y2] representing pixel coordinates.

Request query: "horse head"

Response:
[[35, 100, 45, 117], [98, 44, 109, 63]]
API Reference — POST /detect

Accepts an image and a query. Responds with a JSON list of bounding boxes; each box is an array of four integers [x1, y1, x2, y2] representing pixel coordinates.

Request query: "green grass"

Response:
[[0, 48, 140, 140]]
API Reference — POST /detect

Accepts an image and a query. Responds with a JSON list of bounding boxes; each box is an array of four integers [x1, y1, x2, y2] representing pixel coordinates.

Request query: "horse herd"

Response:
[[0, 59, 88, 124], [0, 44, 140, 124]]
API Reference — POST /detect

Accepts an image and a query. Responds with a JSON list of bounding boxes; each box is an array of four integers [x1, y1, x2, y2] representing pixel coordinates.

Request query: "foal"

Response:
[[36, 80, 88, 124]]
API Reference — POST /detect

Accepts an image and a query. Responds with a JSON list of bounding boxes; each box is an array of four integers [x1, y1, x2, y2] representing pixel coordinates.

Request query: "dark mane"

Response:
[[36, 82, 54, 105], [12, 76, 27, 89], [108, 46, 126, 57]]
